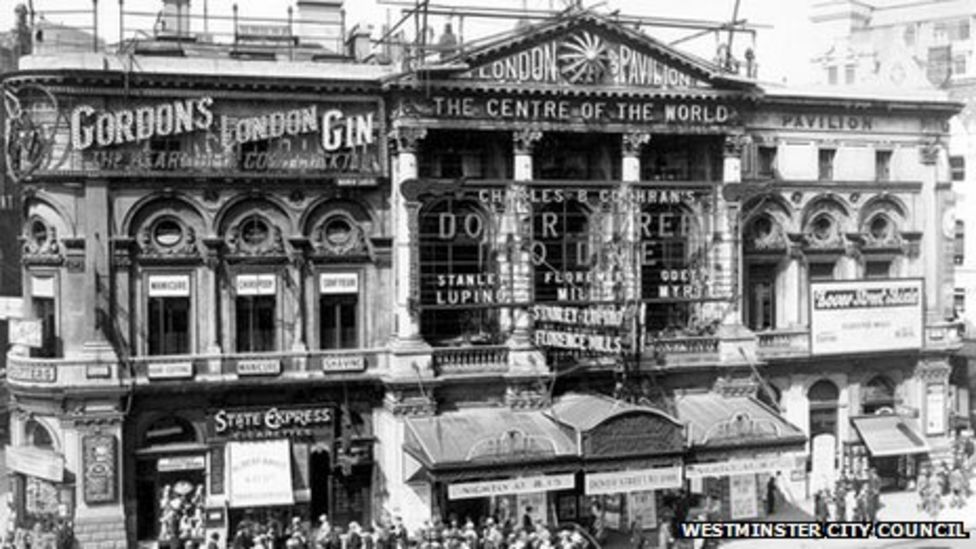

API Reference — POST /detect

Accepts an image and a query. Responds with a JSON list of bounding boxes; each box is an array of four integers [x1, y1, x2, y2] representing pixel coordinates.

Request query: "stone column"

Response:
[[717, 134, 757, 363], [621, 132, 650, 303], [919, 139, 949, 321], [81, 179, 118, 363], [388, 126, 432, 378], [505, 129, 546, 376]]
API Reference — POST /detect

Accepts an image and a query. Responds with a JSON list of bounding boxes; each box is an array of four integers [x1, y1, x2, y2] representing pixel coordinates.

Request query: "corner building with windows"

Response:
[[1, 6, 968, 548]]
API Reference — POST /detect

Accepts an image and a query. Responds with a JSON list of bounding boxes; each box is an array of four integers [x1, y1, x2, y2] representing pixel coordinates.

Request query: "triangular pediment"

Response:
[[404, 9, 757, 92]]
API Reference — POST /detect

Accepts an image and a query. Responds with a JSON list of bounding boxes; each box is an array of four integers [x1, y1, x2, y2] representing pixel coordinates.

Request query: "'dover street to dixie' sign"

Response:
[[64, 96, 384, 176]]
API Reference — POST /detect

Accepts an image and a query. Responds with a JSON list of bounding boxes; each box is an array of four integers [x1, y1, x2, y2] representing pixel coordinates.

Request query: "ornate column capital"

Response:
[[513, 128, 544, 155], [919, 138, 943, 166], [389, 126, 428, 154], [723, 133, 751, 158], [622, 132, 651, 157]]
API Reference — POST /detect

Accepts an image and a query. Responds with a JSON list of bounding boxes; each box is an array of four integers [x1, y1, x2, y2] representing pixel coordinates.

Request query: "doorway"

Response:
[[309, 450, 331, 521]]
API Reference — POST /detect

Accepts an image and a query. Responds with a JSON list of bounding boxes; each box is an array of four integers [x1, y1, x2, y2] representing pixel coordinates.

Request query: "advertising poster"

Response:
[[809, 279, 922, 355], [926, 383, 946, 435], [516, 491, 547, 527], [729, 474, 758, 520], [627, 490, 657, 530]]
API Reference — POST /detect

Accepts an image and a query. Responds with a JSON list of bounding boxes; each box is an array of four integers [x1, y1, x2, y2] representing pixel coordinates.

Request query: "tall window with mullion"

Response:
[[419, 198, 497, 345], [235, 274, 277, 352], [321, 294, 358, 349], [148, 296, 190, 355], [533, 200, 590, 302], [640, 202, 702, 334]]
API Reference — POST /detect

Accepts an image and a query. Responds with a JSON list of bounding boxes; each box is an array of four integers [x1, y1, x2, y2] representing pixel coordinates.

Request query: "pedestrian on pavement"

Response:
[[766, 474, 778, 515], [834, 484, 847, 522], [950, 465, 966, 508], [813, 490, 828, 522]]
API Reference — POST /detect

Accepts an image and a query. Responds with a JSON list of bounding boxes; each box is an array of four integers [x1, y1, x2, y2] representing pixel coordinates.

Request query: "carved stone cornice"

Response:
[[383, 390, 436, 417], [915, 359, 951, 382], [724, 134, 751, 158], [513, 128, 544, 156], [389, 126, 428, 154], [622, 132, 651, 158], [920, 138, 942, 166], [505, 382, 550, 410]]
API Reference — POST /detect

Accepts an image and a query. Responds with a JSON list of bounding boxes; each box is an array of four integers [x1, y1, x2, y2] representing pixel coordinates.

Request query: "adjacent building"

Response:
[[1, 2, 966, 548]]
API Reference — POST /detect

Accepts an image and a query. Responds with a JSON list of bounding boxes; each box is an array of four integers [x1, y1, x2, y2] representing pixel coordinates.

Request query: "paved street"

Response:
[[720, 489, 976, 549]]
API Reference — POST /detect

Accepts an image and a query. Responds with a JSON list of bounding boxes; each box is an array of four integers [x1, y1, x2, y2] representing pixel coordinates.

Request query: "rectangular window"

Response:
[[955, 220, 965, 265], [31, 297, 57, 358], [746, 264, 776, 331], [757, 146, 777, 178], [818, 148, 836, 181], [954, 54, 967, 76], [954, 288, 966, 317], [319, 273, 360, 349], [864, 260, 891, 279], [148, 297, 190, 355], [827, 66, 838, 85], [845, 65, 856, 85], [952, 19, 970, 41], [928, 46, 952, 84], [808, 261, 836, 282], [950, 155, 965, 181], [320, 296, 358, 349], [235, 274, 277, 352], [147, 274, 191, 355], [875, 150, 892, 182]]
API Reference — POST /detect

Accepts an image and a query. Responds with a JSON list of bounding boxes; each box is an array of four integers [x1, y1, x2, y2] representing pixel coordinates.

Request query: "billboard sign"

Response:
[[810, 279, 923, 355]]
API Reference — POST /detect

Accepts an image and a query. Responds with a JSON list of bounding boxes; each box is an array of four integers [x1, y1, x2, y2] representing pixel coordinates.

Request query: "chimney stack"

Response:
[[346, 24, 373, 61], [296, 0, 344, 52], [160, 0, 191, 37]]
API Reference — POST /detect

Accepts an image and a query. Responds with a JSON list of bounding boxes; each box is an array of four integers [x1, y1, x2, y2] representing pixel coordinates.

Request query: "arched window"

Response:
[[141, 415, 197, 448], [533, 199, 591, 303], [808, 379, 840, 440], [419, 198, 497, 345], [862, 376, 896, 415], [25, 419, 54, 450]]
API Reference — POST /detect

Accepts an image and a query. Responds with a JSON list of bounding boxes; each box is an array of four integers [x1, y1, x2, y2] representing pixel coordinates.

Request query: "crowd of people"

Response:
[[228, 513, 596, 549], [916, 458, 973, 516], [812, 468, 883, 522]]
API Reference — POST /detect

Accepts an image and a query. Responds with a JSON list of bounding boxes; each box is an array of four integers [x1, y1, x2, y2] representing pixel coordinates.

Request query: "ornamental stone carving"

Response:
[[389, 126, 428, 154], [513, 128, 544, 155], [920, 139, 942, 165], [383, 390, 436, 417], [723, 134, 751, 158], [622, 132, 651, 157]]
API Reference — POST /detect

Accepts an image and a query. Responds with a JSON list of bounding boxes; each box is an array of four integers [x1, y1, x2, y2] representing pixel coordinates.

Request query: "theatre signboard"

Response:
[[3, 84, 386, 181]]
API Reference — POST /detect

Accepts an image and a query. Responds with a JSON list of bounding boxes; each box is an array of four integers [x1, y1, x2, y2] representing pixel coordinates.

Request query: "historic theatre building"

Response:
[[1, 6, 966, 548]]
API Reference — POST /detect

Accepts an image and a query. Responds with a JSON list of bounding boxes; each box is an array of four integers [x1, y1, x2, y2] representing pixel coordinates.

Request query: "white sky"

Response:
[[1, 0, 821, 84]]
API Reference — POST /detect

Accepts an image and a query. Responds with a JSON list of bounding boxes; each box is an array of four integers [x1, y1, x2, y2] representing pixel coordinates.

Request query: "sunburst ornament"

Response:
[[557, 31, 611, 84]]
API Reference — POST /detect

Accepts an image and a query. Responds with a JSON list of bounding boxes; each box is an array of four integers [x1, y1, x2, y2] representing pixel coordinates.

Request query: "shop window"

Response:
[[757, 146, 777, 178], [950, 155, 965, 181], [862, 376, 896, 415], [419, 199, 497, 344], [148, 295, 190, 355], [818, 148, 835, 181], [320, 293, 358, 349], [137, 416, 204, 542], [745, 263, 776, 331], [875, 150, 892, 181], [808, 261, 836, 282], [827, 66, 838, 85], [640, 135, 720, 181], [864, 260, 891, 279], [955, 220, 965, 265]]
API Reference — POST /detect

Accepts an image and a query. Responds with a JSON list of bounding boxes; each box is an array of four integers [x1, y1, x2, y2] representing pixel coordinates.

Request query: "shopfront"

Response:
[[677, 392, 807, 521], [848, 413, 928, 491]]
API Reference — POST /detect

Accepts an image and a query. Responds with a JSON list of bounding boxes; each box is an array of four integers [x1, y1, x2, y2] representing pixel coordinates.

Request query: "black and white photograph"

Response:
[[0, 1, 973, 548]]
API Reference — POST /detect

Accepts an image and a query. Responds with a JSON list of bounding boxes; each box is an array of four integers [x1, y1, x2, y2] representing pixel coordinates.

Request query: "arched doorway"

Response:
[[136, 415, 206, 543], [11, 418, 72, 541], [808, 380, 840, 493]]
